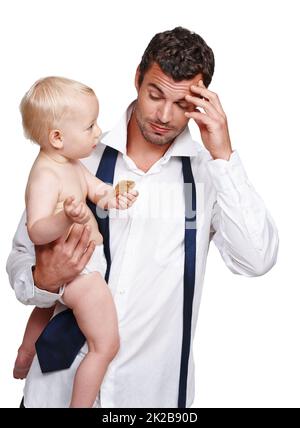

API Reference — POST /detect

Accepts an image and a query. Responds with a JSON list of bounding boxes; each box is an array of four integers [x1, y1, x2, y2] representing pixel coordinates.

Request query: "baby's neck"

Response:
[[39, 149, 71, 165]]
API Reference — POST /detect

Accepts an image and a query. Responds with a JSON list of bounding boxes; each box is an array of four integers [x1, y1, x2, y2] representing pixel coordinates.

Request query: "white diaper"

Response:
[[58, 244, 107, 303], [80, 244, 107, 277]]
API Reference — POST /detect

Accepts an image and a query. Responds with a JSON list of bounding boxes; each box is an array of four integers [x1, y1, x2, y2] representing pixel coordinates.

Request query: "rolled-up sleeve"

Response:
[[6, 210, 63, 307], [207, 150, 279, 277]]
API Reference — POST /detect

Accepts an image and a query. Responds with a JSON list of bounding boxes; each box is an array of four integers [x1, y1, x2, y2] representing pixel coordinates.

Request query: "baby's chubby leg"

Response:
[[62, 272, 120, 408], [14, 306, 55, 379]]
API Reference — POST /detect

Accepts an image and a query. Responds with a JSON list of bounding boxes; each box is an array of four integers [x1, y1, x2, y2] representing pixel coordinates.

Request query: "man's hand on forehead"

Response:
[[187, 80, 223, 112], [184, 80, 233, 161]]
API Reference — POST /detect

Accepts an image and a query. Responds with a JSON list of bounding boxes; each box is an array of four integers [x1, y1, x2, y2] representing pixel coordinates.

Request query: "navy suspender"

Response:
[[178, 157, 197, 408], [86, 146, 118, 282]]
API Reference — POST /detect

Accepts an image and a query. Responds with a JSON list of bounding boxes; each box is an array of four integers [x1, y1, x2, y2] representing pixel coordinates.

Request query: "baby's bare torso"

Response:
[[27, 152, 103, 244]]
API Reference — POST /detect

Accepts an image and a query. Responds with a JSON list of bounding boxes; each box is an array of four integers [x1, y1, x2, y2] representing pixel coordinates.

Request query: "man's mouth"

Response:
[[150, 122, 172, 134]]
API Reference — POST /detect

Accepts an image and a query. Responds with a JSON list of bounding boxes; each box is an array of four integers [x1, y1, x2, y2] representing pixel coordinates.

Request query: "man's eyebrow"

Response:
[[148, 83, 189, 103], [148, 83, 164, 94]]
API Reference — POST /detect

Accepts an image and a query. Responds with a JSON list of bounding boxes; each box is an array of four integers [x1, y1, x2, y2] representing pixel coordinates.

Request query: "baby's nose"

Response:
[[97, 127, 102, 139]]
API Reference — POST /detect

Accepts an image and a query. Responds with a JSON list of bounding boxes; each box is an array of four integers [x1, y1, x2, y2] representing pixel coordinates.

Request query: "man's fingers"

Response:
[[77, 239, 96, 272], [55, 222, 76, 243], [185, 94, 219, 120], [185, 110, 213, 127], [72, 224, 92, 260], [65, 223, 86, 248], [190, 82, 225, 116]]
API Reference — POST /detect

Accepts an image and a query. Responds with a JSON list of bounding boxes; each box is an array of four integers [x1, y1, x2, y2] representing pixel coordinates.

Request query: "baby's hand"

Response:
[[114, 181, 138, 210], [115, 189, 139, 210], [63, 196, 90, 224]]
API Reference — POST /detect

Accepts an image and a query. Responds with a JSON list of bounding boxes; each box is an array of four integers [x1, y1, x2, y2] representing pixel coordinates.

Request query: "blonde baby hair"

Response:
[[20, 76, 95, 145]]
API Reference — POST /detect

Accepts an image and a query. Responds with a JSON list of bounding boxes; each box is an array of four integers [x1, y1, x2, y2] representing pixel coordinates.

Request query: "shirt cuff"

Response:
[[33, 285, 64, 308], [206, 150, 249, 192], [16, 263, 64, 308]]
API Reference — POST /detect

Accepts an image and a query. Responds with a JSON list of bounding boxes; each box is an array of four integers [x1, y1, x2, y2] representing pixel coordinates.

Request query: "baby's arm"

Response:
[[26, 168, 72, 245], [79, 162, 138, 210]]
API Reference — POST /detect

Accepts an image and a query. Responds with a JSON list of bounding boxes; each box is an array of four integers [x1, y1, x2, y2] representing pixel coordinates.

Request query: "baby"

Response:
[[13, 76, 138, 407]]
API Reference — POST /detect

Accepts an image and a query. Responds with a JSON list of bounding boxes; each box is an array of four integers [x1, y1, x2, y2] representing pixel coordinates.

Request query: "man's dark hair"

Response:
[[138, 27, 215, 88]]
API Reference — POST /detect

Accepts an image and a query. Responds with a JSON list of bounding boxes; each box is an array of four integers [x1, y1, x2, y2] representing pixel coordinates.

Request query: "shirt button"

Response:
[[119, 289, 126, 294]]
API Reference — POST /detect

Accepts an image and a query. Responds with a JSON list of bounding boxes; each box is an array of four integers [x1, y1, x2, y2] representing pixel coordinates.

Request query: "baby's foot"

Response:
[[13, 348, 35, 379]]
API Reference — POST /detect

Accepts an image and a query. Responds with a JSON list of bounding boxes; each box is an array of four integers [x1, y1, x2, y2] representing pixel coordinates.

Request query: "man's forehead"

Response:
[[143, 63, 202, 97]]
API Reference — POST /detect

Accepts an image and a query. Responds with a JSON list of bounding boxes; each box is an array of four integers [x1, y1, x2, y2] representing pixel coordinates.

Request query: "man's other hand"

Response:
[[33, 224, 95, 292]]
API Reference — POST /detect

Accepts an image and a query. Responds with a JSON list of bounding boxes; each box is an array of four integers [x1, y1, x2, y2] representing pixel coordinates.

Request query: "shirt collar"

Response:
[[101, 101, 199, 158]]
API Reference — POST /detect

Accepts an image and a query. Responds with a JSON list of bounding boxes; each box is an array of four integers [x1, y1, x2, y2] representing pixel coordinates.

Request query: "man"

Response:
[[6, 27, 279, 408]]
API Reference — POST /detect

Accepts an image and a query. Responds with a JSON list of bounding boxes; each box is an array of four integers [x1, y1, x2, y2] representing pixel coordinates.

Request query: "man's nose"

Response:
[[157, 102, 173, 124]]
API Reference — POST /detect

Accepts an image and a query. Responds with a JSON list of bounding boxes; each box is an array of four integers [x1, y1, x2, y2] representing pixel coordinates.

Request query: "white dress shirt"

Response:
[[6, 102, 279, 408]]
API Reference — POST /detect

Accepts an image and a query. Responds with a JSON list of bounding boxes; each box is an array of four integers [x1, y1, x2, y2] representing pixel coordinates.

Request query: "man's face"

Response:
[[134, 62, 203, 146]]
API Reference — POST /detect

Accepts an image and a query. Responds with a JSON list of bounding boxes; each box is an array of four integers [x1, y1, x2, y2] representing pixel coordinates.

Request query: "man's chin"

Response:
[[143, 131, 174, 146]]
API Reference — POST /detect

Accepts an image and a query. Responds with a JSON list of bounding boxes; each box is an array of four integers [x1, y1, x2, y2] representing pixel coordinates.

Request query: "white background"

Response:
[[0, 0, 299, 408]]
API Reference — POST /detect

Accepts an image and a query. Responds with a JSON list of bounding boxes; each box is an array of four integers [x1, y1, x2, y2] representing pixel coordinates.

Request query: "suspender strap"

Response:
[[86, 146, 119, 282], [178, 156, 197, 408]]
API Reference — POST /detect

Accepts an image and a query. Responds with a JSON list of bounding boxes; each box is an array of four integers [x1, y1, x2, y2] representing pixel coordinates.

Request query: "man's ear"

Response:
[[49, 129, 64, 150], [134, 66, 141, 91]]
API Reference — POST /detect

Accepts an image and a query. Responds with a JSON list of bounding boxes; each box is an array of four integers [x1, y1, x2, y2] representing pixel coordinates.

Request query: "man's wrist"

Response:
[[212, 149, 233, 161], [32, 266, 60, 293]]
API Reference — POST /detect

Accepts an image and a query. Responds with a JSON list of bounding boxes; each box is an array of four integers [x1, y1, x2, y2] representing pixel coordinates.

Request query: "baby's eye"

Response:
[[88, 123, 94, 130]]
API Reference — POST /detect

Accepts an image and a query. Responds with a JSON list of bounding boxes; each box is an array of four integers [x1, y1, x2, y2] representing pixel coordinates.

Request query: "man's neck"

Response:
[[126, 112, 172, 173]]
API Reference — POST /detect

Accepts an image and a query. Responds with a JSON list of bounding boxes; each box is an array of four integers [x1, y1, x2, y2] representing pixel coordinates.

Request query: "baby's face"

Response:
[[59, 93, 102, 159]]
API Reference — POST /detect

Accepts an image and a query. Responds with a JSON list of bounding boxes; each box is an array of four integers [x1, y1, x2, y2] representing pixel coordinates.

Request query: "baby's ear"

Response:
[[49, 129, 64, 149]]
